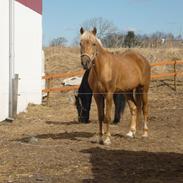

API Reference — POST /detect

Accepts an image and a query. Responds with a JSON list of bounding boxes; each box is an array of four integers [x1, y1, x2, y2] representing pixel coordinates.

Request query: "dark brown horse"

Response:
[[80, 27, 151, 145]]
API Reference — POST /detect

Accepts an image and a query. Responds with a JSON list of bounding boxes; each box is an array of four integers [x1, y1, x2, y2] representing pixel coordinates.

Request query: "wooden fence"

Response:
[[42, 60, 183, 104], [151, 60, 183, 91]]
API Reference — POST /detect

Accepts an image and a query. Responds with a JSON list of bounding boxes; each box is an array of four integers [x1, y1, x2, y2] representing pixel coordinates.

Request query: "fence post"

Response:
[[12, 74, 19, 118], [174, 60, 177, 91], [47, 78, 51, 106]]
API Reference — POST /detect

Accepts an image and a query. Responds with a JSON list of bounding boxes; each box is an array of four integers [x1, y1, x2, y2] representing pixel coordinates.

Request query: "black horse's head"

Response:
[[74, 91, 90, 123], [74, 69, 93, 123]]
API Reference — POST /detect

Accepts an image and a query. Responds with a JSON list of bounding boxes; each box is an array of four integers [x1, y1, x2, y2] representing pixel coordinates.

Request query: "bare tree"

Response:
[[72, 35, 80, 46], [102, 33, 125, 48], [81, 17, 117, 40], [49, 36, 68, 47]]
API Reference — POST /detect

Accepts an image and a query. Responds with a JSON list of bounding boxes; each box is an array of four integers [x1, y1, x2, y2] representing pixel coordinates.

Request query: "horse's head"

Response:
[[80, 27, 99, 70], [74, 91, 90, 123]]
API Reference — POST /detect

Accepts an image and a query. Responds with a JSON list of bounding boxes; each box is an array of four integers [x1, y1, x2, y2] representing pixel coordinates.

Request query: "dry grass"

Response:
[[44, 46, 183, 73], [44, 47, 81, 74]]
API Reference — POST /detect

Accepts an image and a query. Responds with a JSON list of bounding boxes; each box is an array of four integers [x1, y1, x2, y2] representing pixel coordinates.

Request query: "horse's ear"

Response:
[[80, 27, 84, 35], [92, 27, 97, 36]]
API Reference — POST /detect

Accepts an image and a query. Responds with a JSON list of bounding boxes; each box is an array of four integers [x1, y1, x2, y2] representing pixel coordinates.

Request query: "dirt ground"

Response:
[[0, 48, 183, 183]]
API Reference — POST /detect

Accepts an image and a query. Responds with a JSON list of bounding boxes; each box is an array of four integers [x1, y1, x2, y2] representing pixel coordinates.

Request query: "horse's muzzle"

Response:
[[81, 55, 92, 70]]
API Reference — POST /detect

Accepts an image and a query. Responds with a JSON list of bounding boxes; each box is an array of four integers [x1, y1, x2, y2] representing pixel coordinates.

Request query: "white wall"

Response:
[[14, 1, 42, 113], [0, 1, 42, 121], [0, 1, 9, 121]]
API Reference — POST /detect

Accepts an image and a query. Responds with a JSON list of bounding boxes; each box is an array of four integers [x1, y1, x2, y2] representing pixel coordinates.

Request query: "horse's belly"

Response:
[[116, 77, 140, 91]]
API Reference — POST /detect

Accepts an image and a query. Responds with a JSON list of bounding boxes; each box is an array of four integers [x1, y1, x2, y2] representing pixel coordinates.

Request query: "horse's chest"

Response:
[[88, 76, 106, 93], [88, 65, 112, 92], [101, 64, 112, 82], [96, 80, 107, 92]]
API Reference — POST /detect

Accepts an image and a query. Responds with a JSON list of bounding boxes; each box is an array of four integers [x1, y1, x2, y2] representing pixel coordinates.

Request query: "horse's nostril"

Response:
[[81, 62, 85, 66], [81, 61, 88, 69], [81, 55, 91, 70]]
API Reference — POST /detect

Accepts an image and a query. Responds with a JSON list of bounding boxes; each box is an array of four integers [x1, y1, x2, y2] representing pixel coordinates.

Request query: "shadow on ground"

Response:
[[45, 120, 80, 126], [16, 131, 94, 143], [81, 147, 183, 183]]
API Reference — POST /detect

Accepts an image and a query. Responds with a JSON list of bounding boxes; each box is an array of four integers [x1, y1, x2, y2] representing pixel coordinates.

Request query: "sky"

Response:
[[43, 0, 183, 46]]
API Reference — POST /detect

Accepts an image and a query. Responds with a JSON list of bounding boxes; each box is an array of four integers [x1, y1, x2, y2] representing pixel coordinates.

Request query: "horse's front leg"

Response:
[[94, 94, 104, 144], [104, 93, 113, 145]]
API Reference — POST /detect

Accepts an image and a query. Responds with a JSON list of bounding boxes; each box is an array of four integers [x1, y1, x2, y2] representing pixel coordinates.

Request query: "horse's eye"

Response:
[[93, 43, 96, 46]]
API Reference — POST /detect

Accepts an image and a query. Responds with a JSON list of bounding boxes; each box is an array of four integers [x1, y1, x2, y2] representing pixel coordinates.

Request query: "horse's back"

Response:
[[109, 50, 151, 90]]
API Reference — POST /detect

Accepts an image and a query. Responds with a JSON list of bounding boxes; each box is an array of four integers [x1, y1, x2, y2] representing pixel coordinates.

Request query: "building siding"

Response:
[[0, 0, 42, 121], [0, 1, 9, 121], [14, 1, 43, 113]]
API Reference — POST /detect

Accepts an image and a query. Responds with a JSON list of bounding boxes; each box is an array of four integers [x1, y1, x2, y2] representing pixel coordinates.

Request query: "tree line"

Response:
[[49, 17, 183, 48]]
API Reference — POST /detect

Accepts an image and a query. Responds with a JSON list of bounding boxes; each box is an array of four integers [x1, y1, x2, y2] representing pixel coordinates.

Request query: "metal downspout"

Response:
[[8, 0, 15, 121]]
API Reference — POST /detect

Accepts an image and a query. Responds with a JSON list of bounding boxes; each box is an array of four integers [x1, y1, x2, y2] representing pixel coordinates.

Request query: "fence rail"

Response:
[[42, 85, 80, 93], [42, 70, 83, 80], [150, 60, 183, 67], [151, 72, 183, 79], [42, 60, 183, 104]]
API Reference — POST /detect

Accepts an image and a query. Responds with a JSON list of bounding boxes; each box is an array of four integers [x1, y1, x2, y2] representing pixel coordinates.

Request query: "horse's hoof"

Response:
[[112, 120, 120, 125], [80, 120, 90, 124], [126, 131, 135, 138], [142, 132, 148, 138], [98, 136, 104, 145], [112, 122, 119, 126], [104, 137, 111, 145]]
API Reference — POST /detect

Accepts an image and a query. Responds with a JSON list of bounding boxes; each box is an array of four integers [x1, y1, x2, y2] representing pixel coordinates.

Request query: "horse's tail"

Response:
[[135, 87, 143, 124]]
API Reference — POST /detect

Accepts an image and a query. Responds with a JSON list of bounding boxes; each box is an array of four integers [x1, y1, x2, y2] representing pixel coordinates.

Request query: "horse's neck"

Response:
[[92, 46, 108, 78], [96, 42, 106, 56]]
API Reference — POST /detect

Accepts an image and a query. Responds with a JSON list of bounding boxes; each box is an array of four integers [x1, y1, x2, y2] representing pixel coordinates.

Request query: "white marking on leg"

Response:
[[104, 136, 111, 145], [142, 122, 148, 137], [144, 123, 148, 130], [126, 130, 135, 138]]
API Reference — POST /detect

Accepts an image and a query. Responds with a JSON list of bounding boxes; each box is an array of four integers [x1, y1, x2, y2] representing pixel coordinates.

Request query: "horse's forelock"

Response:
[[81, 31, 103, 47], [81, 31, 96, 41]]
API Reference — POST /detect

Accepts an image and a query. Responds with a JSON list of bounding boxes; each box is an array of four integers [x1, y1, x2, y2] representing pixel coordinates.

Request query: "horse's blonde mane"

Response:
[[81, 31, 103, 47]]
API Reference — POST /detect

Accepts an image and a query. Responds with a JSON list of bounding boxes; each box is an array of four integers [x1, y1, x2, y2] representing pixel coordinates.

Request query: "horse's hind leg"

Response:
[[135, 87, 142, 124], [142, 87, 149, 137], [126, 92, 137, 138], [94, 94, 104, 144]]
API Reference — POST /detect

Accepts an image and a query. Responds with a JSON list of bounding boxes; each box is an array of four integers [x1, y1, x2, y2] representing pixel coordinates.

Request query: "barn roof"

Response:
[[16, 0, 42, 15]]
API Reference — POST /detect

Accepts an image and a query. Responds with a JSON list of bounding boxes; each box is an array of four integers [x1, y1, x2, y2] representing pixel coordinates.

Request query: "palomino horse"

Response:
[[80, 27, 151, 145], [75, 69, 126, 123]]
